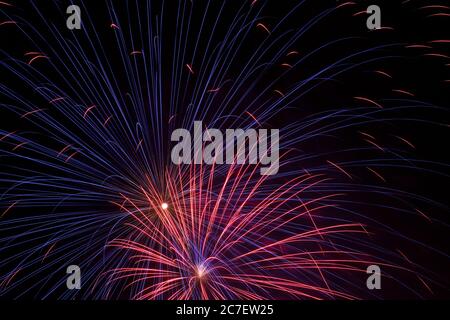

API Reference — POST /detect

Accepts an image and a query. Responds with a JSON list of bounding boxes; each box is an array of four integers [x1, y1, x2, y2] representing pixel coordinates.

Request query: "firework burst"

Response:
[[103, 160, 399, 300], [0, 0, 449, 299]]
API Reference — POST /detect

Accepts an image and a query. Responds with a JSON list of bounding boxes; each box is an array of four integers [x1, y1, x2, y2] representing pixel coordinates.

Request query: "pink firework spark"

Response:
[[98, 159, 410, 299]]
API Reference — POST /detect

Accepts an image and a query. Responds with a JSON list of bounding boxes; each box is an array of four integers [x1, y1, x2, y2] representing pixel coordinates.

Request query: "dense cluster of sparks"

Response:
[[103, 163, 375, 299]]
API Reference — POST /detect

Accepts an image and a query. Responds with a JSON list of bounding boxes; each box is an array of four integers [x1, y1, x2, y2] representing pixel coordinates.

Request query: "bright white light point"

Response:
[[197, 264, 206, 278], [161, 202, 169, 210]]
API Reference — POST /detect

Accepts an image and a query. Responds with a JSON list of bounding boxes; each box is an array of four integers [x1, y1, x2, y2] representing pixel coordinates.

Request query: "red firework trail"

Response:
[[101, 159, 409, 300]]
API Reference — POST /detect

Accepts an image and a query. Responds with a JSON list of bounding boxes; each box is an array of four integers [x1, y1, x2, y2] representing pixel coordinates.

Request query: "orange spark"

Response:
[[0, 20, 16, 26], [417, 276, 433, 294], [429, 40, 450, 43], [2, 269, 21, 287], [207, 87, 221, 93], [83, 105, 96, 119], [336, 2, 356, 9], [419, 5, 450, 10], [374, 70, 392, 78], [358, 131, 375, 140], [397, 249, 413, 264], [326, 160, 352, 180], [366, 167, 386, 182], [21, 108, 46, 118], [186, 64, 195, 75], [395, 136, 415, 149], [65, 151, 78, 163], [427, 13, 450, 18], [1, 201, 17, 218], [424, 53, 450, 59], [415, 208, 432, 223], [281, 63, 292, 69], [286, 51, 299, 56], [392, 89, 415, 97], [28, 55, 49, 65], [103, 115, 113, 127], [12, 141, 28, 151], [0, 131, 16, 141], [24, 51, 44, 56], [405, 44, 432, 49], [352, 10, 366, 17], [245, 111, 261, 127], [256, 23, 270, 35], [274, 89, 284, 97], [42, 243, 57, 262], [364, 139, 384, 152], [57, 144, 72, 157], [354, 96, 383, 108], [49, 97, 65, 104]]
